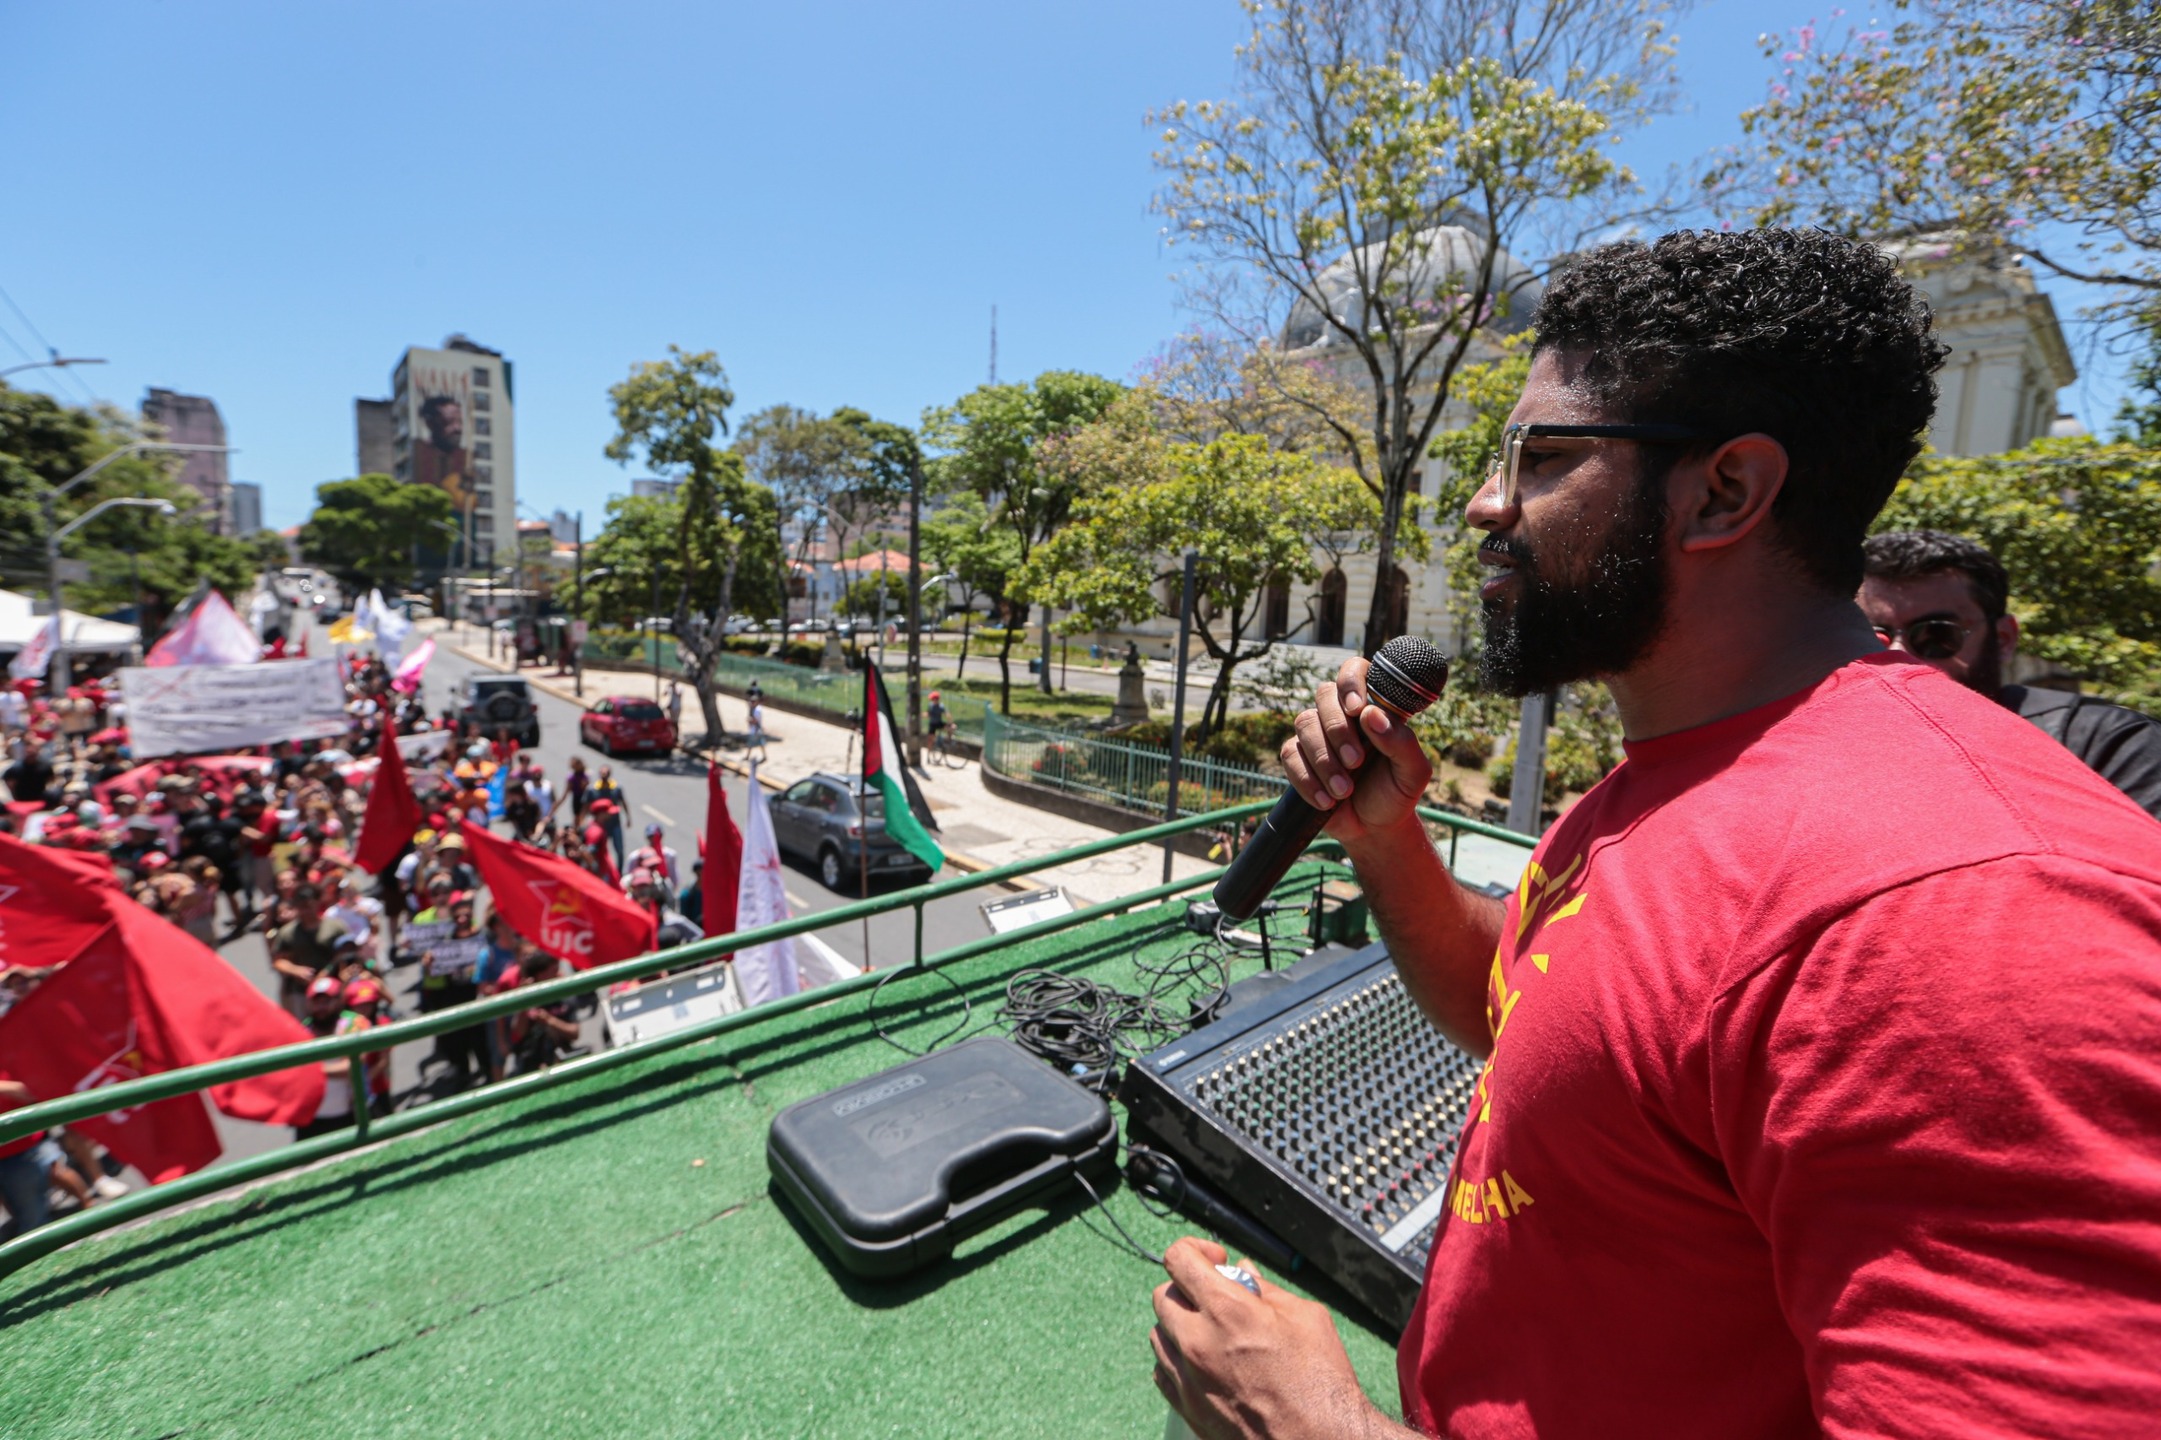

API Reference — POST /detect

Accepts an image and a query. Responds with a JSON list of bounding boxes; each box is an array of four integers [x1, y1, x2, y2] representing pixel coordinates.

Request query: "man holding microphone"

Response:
[[1150, 229, 2161, 1438]]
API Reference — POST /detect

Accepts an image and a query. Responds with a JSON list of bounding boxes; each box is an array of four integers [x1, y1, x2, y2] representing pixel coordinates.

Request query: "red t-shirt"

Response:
[[1398, 655, 2161, 1438]]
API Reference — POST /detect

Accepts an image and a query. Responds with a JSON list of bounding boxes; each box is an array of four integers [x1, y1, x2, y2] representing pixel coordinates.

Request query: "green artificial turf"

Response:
[[0, 870, 1407, 1439]]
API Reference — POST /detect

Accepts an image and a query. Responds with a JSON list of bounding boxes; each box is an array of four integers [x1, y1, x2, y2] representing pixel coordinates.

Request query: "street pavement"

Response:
[[425, 639, 997, 968]]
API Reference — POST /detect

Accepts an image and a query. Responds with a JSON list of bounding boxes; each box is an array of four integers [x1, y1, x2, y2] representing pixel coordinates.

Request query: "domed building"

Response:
[[1281, 223, 1544, 351]]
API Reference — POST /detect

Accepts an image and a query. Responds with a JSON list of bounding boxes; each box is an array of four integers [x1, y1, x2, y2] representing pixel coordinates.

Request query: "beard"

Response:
[[1477, 469, 1672, 697], [1966, 631, 2005, 697]]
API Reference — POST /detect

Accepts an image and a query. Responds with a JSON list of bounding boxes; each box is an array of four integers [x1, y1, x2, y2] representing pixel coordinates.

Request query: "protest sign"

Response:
[[119, 660, 348, 759], [424, 934, 486, 977]]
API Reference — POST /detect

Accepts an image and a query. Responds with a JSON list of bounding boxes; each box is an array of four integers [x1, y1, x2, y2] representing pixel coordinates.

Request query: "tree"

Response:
[[604, 347, 784, 744], [1710, 1, 2160, 336], [1, 383, 259, 633], [1151, 0, 1683, 650], [735, 403, 873, 618], [825, 408, 911, 562], [842, 570, 909, 622], [1874, 437, 2161, 711], [919, 491, 1018, 681], [1145, 329, 1374, 461], [921, 371, 1125, 712], [298, 475, 455, 596], [1024, 432, 1400, 740], [2118, 325, 2161, 446]]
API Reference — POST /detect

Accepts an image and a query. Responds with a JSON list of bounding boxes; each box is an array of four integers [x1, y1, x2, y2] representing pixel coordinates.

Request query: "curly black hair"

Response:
[[1532, 229, 1948, 592], [1862, 529, 2009, 623]]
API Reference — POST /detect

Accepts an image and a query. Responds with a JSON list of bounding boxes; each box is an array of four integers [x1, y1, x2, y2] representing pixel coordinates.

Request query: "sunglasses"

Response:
[[1873, 617, 1973, 661], [1485, 423, 1716, 508]]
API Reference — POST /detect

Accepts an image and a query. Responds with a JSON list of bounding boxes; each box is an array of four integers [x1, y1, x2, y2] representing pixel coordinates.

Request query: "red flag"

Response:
[[704, 763, 741, 940], [0, 833, 322, 1140], [0, 831, 116, 972], [113, 897, 323, 1125], [458, 822, 655, 968], [0, 929, 222, 1182], [354, 714, 422, 875]]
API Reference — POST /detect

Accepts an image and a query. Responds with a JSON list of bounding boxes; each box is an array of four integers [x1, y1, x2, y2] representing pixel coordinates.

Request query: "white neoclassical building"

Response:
[[1073, 230, 2077, 666]]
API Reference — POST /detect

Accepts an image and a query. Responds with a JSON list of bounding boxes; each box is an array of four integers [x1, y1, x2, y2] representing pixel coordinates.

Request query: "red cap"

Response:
[[307, 974, 342, 999]]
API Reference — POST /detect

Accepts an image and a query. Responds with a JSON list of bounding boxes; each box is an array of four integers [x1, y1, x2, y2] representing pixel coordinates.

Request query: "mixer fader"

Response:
[[1121, 941, 1483, 1330]]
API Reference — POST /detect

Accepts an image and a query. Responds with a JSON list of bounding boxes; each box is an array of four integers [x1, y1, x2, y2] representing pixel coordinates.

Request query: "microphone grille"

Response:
[[1366, 636, 1449, 717]]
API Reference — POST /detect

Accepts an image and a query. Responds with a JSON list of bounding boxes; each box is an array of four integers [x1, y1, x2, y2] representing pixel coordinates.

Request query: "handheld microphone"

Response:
[[1212, 636, 1448, 921]]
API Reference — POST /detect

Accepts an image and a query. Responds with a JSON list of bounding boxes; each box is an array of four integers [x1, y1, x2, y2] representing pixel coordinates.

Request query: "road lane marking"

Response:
[[785, 889, 811, 908], [642, 805, 675, 826]]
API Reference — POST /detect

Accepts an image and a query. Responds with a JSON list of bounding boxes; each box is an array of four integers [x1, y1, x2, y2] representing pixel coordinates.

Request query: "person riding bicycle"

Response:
[[926, 691, 953, 757]]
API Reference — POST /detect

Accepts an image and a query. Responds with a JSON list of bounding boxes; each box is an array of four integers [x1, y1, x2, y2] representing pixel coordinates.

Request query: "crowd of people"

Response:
[[1, 647, 710, 1239]]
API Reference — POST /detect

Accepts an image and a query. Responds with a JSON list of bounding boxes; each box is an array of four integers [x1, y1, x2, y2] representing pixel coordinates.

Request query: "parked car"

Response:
[[786, 618, 830, 636], [579, 695, 677, 757], [456, 675, 541, 747], [770, 772, 935, 892]]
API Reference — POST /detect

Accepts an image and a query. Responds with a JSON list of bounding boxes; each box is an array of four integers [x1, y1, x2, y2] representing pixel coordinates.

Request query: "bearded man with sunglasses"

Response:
[[1148, 230, 2161, 1440], [1860, 529, 2161, 820]]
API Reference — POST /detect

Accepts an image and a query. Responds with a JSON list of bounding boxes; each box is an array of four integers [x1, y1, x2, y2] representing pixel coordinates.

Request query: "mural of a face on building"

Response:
[[421, 394, 464, 452], [412, 383, 472, 509]]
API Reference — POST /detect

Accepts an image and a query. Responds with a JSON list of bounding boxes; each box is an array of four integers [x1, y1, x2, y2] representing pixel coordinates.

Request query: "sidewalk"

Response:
[[439, 632, 1222, 908]]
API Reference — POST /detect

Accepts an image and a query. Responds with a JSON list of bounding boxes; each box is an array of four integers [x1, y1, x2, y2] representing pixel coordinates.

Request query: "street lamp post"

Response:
[[49, 498, 179, 690], [43, 441, 234, 692], [576, 566, 614, 699], [1, 357, 107, 382]]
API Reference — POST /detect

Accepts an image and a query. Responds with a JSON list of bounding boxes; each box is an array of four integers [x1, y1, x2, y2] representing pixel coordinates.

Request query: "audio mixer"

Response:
[[1120, 941, 1481, 1330]]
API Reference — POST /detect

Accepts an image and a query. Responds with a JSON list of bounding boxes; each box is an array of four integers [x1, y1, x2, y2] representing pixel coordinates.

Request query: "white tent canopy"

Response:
[[0, 588, 140, 655]]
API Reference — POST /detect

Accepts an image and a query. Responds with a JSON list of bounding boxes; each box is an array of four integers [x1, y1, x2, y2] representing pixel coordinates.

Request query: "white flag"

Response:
[[8, 612, 60, 681], [144, 589, 262, 667], [734, 760, 800, 1005], [366, 589, 412, 653]]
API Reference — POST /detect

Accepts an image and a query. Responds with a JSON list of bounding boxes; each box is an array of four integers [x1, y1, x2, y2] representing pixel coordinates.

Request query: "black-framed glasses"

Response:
[[1873, 617, 1973, 661], [1485, 423, 1716, 507]]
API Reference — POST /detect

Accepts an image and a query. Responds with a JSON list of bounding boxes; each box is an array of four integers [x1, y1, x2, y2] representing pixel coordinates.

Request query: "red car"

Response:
[[579, 695, 677, 756]]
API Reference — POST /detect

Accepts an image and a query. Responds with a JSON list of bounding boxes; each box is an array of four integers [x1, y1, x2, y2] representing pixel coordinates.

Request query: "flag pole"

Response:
[[860, 663, 872, 967]]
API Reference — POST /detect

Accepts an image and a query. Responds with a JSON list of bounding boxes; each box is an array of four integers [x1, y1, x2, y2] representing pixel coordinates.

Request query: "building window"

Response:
[[474, 514, 494, 534], [1384, 565, 1411, 638], [1264, 574, 1292, 640], [475, 462, 493, 481], [475, 490, 493, 508], [1317, 569, 1347, 647], [473, 391, 491, 412], [474, 442, 492, 460], [473, 367, 490, 386], [475, 417, 492, 436]]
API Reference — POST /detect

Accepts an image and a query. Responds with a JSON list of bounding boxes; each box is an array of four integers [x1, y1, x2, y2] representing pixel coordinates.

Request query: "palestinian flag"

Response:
[[862, 662, 943, 874]]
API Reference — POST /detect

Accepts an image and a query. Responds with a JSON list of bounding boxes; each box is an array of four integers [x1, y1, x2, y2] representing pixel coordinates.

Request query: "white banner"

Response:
[[119, 659, 350, 759]]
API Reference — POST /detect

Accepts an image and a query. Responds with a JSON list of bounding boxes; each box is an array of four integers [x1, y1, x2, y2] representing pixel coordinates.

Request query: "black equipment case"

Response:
[[768, 1035, 1118, 1278]]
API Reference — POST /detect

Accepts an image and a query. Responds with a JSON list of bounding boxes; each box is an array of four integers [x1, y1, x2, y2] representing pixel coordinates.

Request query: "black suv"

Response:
[[770, 772, 936, 892], [457, 675, 541, 746]]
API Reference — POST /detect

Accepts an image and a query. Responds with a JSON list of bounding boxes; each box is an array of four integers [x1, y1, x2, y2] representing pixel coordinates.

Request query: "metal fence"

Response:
[[0, 800, 1536, 1283], [982, 708, 1287, 817], [576, 636, 994, 742]]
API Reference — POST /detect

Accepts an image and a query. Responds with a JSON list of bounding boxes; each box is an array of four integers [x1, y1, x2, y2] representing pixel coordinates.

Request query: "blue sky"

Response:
[[0, 2, 2129, 531]]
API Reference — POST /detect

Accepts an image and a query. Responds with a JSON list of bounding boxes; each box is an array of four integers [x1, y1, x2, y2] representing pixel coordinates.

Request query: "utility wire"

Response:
[[0, 280, 103, 405]]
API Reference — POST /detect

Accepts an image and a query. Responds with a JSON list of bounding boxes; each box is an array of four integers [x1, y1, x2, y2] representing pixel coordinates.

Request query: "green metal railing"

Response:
[[0, 802, 1534, 1283], [983, 709, 1286, 817], [574, 637, 996, 743]]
